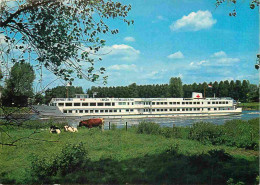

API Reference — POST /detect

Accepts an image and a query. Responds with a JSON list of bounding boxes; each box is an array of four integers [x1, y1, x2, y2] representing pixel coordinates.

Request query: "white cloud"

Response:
[[216, 57, 240, 64], [198, 60, 208, 65], [157, 15, 165, 20], [211, 51, 227, 58], [107, 64, 137, 71], [124, 36, 135, 42], [167, 51, 184, 59], [99, 44, 140, 61], [170, 10, 217, 31]]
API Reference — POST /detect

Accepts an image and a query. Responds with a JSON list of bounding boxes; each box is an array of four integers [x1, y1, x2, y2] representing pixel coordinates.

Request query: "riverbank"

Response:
[[239, 102, 259, 110], [0, 118, 259, 184]]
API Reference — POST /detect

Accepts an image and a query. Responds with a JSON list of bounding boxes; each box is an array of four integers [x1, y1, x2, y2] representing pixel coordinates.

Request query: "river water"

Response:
[[102, 110, 259, 129], [36, 110, 259, 129]]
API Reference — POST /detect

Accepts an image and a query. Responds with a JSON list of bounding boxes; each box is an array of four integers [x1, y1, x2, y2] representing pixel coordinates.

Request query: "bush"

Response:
[[221, 119, 259, 150], [136, 122, 161, 135], [188, 122, 223, 145], [31, 142, 89, 183], [111, 123, 117, 131]]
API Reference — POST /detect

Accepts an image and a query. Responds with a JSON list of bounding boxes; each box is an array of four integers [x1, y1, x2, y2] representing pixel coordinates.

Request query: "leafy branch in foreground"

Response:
[[0, 0, 133, 84]]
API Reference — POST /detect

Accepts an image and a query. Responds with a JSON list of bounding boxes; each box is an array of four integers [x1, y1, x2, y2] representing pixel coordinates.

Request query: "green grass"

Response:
[[0, 123, 259, 184], [238, 102, 259, 110]]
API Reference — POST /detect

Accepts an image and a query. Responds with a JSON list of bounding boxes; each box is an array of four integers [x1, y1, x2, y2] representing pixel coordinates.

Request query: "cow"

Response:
[[79, 118, 104, 131], [64, 125, 78, 133], [49, 125, 61, 134]]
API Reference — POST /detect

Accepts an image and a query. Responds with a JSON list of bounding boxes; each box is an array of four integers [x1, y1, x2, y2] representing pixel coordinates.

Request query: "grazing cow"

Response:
[[49, 125, 61, 134], [64, 125, 78, 133], [79, 118, 104, 131]]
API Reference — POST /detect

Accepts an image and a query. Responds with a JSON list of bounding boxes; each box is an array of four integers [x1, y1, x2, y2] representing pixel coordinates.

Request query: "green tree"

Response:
[[168, 77, 183, 98], [241, 80, 250, 102], [2, 62, 35, 106], [44, 86, 84, 104], [0, 0, 132, 83]]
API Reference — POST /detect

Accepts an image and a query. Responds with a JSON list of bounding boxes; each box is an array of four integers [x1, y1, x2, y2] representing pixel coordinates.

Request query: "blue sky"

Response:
[[39, 0, 259, 90]]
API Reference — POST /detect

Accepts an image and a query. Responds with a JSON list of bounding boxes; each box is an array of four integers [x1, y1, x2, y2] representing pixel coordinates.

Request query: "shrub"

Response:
[[221, 119, 259, 150], [31, 142, 89, 183], [188, 122, 223, 145], [136, 122, 161, 135]]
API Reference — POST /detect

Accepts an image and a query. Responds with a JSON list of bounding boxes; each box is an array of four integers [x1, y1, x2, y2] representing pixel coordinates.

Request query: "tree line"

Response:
[[87, 77, 259, 103]]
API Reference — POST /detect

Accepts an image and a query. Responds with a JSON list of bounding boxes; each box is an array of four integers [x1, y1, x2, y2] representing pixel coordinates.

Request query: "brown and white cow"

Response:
[[79, 118, 104, 131], [64, 125, 78, 133]]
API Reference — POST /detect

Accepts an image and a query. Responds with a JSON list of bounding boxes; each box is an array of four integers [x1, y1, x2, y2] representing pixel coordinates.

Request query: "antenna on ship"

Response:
[[93, 92, 97, 98]]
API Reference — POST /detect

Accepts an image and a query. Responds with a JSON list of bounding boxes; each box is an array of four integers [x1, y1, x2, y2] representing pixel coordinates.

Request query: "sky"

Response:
[[72, 0, 258, 89], [1, 0, 259, 91]]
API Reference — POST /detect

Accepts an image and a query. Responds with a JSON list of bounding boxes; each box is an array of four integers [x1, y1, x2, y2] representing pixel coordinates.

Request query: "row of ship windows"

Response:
[[54, 101, 230, 107], [63, 107, 227, 114]]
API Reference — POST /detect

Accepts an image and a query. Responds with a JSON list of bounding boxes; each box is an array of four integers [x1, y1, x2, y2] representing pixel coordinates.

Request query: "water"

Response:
[[103, 110, 260, 129], [34, 110, 259, 129]]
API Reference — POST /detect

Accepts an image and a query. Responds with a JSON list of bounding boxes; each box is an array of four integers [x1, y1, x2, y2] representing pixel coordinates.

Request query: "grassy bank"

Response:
[[0, 119, 259, 184], [239, 102, 259, 110]]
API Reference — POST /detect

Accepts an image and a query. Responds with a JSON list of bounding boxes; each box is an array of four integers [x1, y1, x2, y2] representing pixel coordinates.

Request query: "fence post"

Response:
[[126, 122, 128, 131], [109, 122, 110, 130]]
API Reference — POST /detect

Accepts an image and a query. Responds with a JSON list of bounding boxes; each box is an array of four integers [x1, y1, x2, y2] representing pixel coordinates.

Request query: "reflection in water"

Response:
[[63, 110, 259, 129]]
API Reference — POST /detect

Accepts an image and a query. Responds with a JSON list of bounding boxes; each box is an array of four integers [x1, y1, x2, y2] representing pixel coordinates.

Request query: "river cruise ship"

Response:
[[32, 92, 242, 118]]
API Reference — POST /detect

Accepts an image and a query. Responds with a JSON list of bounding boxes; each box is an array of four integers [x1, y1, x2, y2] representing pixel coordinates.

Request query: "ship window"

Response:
[[182, 102, 185, 104], [174, 109, 176, 111], [160, 102, 164, 105], [177, 109, 180, 111], [127, 102, 130, 105], [90, 103, 96, 106], [212, 102, 215, 104], [186, 108, 188, 111], [169, 102, 173, 105], [119, 102, 126, 105], [75, 110, 78, 113], [82, 103, 88, 106], [119, 109, 121, 112], [161, 109, 163, 111], [170, 109, 172, 111], [226, 101, 228, 104], [216, 102, 218, 104], [105, 110, 108, 113], [189, 108, 192, 111], [214, 108, 217, 110], [65, 103, 72, 106], [79, 110, 83, 113], [197, 102, 200, 104], [109, 110, 113, 112], [98, 103, 103, 106], [105, 103, 111, 106], [189, 102, 192, 104], [58, 103, 64, 106], [74, 103, 80, 106], [182, 109, 185, 111], [186, 102, 189, 104], [85, 110, 88, 113], [95, 110, 99, 113], [112, 103, 115, 106], [152, 109, 155, 111], [152, 102, 155, 105], [157, 109, 160, 111], [126, 109, 129, 112], [208, 108, 210, 111], [164, 109, 167, 111], [130, 109, 134, 112], [114, 110, 117, 112], [90, 110, 93, 113], [193, 102, 196, 104], [173, 102, 177, 104], [68, 110, 72, 113], [63, 110, 67, 113], [208, 102, 211, 104], [157, 102, 160, 105], [100, 110, 104, 113], [164, 102, 167, 105]]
